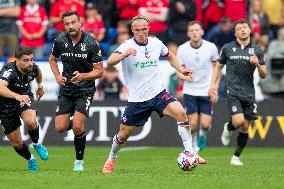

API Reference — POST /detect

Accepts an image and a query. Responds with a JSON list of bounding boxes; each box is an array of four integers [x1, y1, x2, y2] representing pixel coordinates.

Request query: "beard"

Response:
[[22, 65, 33, 73], [68, 29, 80, 37]]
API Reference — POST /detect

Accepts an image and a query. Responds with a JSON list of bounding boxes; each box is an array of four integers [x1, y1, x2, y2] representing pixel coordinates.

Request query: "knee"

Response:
[[72, 125, 84, 135], [176, 109, 187, 122], [200, 122, 210, 129], [55, 125, 67, 133], [24, 120, 37, 129], [11, 140, 23, 149], [232, 119, 245, 128]]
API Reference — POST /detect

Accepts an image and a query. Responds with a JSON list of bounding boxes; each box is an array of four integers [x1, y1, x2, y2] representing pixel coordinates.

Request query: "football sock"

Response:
[[199, 126, 210, 137], [177, 121, 194, 152], [28, 124, 39, 144], [234, 131, 248, 157], [108, 134, 126, 160], [67, 119, 73, 131], [227, 121, 237, 131], [74, 132, 86, 160], [14, 143, 31, 160]]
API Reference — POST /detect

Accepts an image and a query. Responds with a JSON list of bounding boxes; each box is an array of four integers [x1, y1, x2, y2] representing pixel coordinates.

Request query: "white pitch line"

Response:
[[120, 146, 154, 152]]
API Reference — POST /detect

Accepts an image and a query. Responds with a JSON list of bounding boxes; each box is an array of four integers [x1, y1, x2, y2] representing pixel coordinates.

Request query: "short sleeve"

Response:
[[160, 41, 169, 57], [115, 41, 129, 54], [211, 44, 219, 61], [0, 66, 15, 84], [51, 39, 62, 58], [219, 45, 228, 65], [176, 47, 185, 66], [90, 41, 103, 64]]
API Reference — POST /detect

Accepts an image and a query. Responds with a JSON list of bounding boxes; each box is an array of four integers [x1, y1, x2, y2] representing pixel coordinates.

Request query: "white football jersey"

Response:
[[177, 40, 219, 96], [115, 37, 168, 102]]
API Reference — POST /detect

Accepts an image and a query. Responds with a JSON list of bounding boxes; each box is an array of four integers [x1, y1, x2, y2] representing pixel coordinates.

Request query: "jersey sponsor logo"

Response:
[[248, 48, 254, 55], [229, 55, 250, 60], [81, 43, 86, 51], [61, 52, 88, 58], [232, 105, 237, 112], [134, 60, 157, 69]]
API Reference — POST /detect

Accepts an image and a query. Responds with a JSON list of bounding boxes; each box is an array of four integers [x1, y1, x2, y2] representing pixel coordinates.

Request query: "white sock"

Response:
[[177, 123, 194, 152], [29, 154, 35, 160], [192, 130, 198, 150], [108, 134, 126, 160]]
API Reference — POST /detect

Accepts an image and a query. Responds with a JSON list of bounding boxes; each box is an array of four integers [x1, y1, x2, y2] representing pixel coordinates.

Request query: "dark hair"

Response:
[[233, 19, 251, 32], [15, 47, 33, 59], [130, 15, 149, 26], [61, 10, 80, 21], [187, 21, 203, 29]]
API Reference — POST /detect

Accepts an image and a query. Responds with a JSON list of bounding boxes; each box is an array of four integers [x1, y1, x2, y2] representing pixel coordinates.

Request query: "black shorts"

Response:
[[0, 97, 36, 134], [183, 94, 213, 115], [226, 93, 258, 120], [55, 94, 94, 117]]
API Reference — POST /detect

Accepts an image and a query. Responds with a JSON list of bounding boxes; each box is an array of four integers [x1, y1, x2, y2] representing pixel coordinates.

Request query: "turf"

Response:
[[0, 146, 283, 189]]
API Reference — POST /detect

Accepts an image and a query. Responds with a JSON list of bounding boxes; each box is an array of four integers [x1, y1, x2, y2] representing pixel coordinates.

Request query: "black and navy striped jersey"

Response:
[[51, 31, 103, 96], [219, 40, 265, 98]]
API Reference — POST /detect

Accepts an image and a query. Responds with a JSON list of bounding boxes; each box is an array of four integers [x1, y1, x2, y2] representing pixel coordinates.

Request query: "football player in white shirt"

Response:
[[102, 15, 206, 173], [177, 21, 219, 153]]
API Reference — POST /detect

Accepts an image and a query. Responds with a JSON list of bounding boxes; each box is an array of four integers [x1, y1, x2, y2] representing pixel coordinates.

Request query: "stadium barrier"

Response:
[[0, 99, 283, 147]]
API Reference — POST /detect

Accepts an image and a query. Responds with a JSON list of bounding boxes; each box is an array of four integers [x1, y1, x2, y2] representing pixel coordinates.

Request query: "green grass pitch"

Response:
[[0, 146, 283, 189]]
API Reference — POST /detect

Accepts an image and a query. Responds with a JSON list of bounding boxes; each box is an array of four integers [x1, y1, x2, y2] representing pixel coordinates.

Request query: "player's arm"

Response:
[[0, 80, 30, 104], [49, 54, 67, 86], [107, 48, 137, 66], [71, 61, 104, 84], [250, 54, 267, 78], [35, 68, 44, 102], [166, 50, 193, 80], [208, 61, 223, 103], [0, 6, 21, 17]]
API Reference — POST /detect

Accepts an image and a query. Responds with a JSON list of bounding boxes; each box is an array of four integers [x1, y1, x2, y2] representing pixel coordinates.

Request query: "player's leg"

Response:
[[198, 113, 212, 151], [198, 96, 213, 151], [21, 109, 48, 161], [183, 94, 199, 153], [103, 101, 151, 173], [103, 124, 136, 173], [222, 94, 245, 145], [163, 100, 206, 164], [72, 95, 93, 172], [6, 127, 38, 173]]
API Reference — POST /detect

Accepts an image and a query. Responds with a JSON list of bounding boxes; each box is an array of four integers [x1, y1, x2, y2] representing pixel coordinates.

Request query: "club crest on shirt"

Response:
[[232, 106, 237, 112], [248, 48, 254, 55], [81, 43, 86, 51]]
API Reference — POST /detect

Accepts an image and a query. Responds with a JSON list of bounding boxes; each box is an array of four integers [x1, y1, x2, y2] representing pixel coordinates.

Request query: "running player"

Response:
[[209, 19, 267, 165], [0, 47, 48, 173]]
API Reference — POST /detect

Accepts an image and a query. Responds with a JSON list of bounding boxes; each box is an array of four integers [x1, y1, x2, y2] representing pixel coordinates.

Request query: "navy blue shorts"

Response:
[[183, 94, 212, 115], [121, 90, 176, 126]]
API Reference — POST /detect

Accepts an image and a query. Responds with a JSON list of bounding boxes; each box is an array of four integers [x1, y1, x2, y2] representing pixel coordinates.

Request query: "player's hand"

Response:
[[36, 87, 44, 102], [208, 86, 218, 104], [250, 54, 259, 66], [56, 75, 67, 86], [182, 67, 194, 81], [124, 48, 137, 57], [15, 94, 31, 105], [71, 71, 83, 84]]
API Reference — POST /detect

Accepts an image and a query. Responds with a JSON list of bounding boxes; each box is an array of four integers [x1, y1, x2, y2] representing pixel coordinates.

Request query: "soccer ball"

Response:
[[177, 151, 199, 171]]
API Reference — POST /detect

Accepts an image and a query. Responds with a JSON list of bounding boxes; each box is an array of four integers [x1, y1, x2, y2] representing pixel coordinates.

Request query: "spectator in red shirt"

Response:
[[82, 2, 106, 42], [17, 0, 48, 59], [202, 0, 224, 30], [116, 0, 139, 21], [224, 0, 247, 22], [49, 0, 85, 32], [138, 0, 169, 43]]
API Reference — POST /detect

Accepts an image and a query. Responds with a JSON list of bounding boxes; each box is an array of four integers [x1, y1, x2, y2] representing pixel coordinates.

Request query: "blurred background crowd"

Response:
[[1, 0, 284, 101]]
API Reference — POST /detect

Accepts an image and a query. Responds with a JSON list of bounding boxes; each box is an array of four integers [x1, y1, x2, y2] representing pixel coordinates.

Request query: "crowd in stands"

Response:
[[1, 0, 284, 99]]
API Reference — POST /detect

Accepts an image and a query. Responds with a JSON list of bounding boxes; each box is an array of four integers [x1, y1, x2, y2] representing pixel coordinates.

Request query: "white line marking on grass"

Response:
[[120, 146, 154, 152]]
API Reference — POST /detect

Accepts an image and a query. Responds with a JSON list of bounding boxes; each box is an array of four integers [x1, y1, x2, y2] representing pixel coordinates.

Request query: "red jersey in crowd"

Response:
[[224, 0, 247, 21], [116, 0, 139, 20], [17, 4, 48, 47], [139, 0, 169, 33], [82, 18, 106, 40], [50, 0, 85, 31]]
